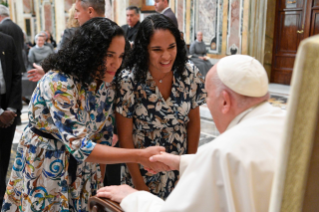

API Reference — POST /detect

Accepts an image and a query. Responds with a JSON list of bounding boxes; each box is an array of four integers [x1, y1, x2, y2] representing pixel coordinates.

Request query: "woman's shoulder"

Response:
[[184, 62, 200, 76], [42, 70, 79, 85], [118, 69, 135, 83]]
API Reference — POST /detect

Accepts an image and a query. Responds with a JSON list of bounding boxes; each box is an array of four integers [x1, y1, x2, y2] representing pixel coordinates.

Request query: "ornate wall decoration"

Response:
[[226, 0, 244, 55], [194, 0, 223, 54]]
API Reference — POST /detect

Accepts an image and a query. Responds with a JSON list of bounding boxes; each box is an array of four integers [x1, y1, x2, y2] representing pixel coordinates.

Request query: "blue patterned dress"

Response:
[[2, 71, 115, 212], [116, 63, 206, 199]]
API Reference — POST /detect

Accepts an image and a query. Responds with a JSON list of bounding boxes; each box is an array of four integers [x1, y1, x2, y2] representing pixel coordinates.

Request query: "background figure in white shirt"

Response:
[[96, 55, 286, 212]]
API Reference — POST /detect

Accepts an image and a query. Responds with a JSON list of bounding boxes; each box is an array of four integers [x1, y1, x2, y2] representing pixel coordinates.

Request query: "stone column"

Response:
[[54, 0, 65, 43], [35, 0, 41, 34], [114, 0, 129, 26], [15, 0, 24, 29]]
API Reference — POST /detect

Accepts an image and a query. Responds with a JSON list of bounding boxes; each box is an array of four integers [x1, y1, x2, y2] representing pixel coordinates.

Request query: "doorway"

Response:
[[271, 0, 319, 84]]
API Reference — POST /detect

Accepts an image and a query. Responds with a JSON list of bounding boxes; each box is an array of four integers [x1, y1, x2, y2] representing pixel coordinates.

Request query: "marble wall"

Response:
[[8, 0, 276, 75]]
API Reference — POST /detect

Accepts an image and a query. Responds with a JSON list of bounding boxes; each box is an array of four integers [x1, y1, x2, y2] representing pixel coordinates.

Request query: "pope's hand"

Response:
[[96, 185, 137, 203], [139, 146, 170, 173], [146, 152, 181, 174]]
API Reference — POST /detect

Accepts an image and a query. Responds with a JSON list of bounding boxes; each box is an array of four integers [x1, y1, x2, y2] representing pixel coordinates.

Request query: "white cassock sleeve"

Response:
[[121, 191, 164, 212], [120, 154, 196, 212], [121, 134, 275, 212]]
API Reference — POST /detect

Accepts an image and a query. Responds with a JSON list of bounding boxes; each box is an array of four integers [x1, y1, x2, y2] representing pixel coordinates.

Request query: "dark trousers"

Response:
[[103, 142, 122, 186], [0, 94, 17, 207]]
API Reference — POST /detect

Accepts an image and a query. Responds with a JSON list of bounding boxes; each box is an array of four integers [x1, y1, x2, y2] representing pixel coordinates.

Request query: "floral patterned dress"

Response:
[[116, 63, 206, 199], [2, 71, 115, 212]]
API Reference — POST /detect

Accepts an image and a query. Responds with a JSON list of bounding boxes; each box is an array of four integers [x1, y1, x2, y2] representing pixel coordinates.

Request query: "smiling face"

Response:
[[36, 36, 45, 47], [147, 29, 177, 77], [103, 36, 126, 83]]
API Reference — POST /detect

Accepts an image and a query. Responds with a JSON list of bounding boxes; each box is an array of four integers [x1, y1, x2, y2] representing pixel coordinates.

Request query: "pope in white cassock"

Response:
[[96, 55, 286, 212]]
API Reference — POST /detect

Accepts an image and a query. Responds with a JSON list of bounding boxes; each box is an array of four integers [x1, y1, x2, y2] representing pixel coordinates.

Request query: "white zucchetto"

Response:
[[217, 55, 268, 97]]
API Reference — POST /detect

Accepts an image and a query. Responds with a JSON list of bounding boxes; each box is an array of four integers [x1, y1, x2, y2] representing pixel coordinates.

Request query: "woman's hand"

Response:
[[97, 185, 137, 203], [145, 152, 181, 174], [27, 63, 45, 82], [138, 146, 170, 173], [112, 134, 118, 147]]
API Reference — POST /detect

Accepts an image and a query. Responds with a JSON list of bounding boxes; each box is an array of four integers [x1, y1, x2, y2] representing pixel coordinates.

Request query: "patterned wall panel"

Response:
[[226, 0, 244, 55], [194, 0, 223, 54]]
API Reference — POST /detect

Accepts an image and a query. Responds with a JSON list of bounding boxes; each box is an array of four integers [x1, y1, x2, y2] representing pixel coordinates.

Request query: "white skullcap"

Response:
[[217, 55, 268, 97]]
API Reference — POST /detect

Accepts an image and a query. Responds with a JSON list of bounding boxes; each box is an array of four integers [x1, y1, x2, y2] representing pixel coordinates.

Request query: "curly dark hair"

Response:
[[124, 14, 188, 83], [42, 17, 130, 85]]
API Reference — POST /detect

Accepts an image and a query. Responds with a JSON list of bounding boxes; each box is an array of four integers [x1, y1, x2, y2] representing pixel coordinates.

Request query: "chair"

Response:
[[88, 196, 124, 212]]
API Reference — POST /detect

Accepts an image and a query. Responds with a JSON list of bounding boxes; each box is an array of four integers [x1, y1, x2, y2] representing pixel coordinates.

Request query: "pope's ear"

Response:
[[221, 90, 231, 114]]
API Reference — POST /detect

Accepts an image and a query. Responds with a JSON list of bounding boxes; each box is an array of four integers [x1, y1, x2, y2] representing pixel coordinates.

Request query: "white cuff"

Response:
[[121, 191, 164, 212], [179, 154, 195, 176], [7, 107, 17, 113]]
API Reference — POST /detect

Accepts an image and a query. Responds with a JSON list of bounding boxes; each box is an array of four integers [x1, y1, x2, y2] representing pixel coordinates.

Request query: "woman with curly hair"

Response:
[[2, 17, 166, 212], [116, 14, 207, 199]]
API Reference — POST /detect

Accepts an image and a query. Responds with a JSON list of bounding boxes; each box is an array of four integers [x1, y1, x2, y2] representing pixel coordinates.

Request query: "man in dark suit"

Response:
[[59, 0, 105, 50], [154, 0, 178, 28], [0, 5, 25, 74], [0, 32, 22, 210], [121, 6, 140, 44], [0, 5, 26, 125]]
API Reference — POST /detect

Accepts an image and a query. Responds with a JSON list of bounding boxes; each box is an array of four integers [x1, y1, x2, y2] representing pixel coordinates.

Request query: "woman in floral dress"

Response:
[[2, 18, 166, 212], [116, 14, 207, 199]]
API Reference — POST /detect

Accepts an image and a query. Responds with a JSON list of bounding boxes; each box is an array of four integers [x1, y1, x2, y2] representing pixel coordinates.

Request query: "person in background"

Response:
[[154, 0, 178, 28], [2, 17, 168, 212], [0, 32, 22, 211], [27, 0, 105, 82], [45, 30, 57, 49], [121, 6, 140, 46], [27, 34, 54, 71], [189, 31, 213, 78], [21, 34, 54, 104], [0, 5, 25, 125], [97, 55, 286, 212], [115, 14, 206, 199]]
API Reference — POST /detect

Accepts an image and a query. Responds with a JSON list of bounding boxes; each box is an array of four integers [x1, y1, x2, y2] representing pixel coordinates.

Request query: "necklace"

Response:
[[153, 72, 170, 83]]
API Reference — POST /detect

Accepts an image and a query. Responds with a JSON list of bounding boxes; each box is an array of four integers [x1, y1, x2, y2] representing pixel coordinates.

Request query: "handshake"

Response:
[[137, 146, 181, 174], [0, 110, 16, 128], [96, 147, 182, 203]]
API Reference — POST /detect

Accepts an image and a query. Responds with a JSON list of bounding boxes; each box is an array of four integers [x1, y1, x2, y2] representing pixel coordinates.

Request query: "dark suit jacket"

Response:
[[163, 8, 178, 28], [0, 18, 26, 74], [121, 21, 140, 42], [59, 27, 78, 50], [0, 32, 22, 111]]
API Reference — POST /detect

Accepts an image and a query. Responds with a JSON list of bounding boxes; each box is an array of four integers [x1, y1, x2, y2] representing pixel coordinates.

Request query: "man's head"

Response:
[[74, 0, 105, 26], [126, 6, 140, 27], [154, 0, 169, 13], [0, 5, 9, 22], [205, 55, 269, 133]]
